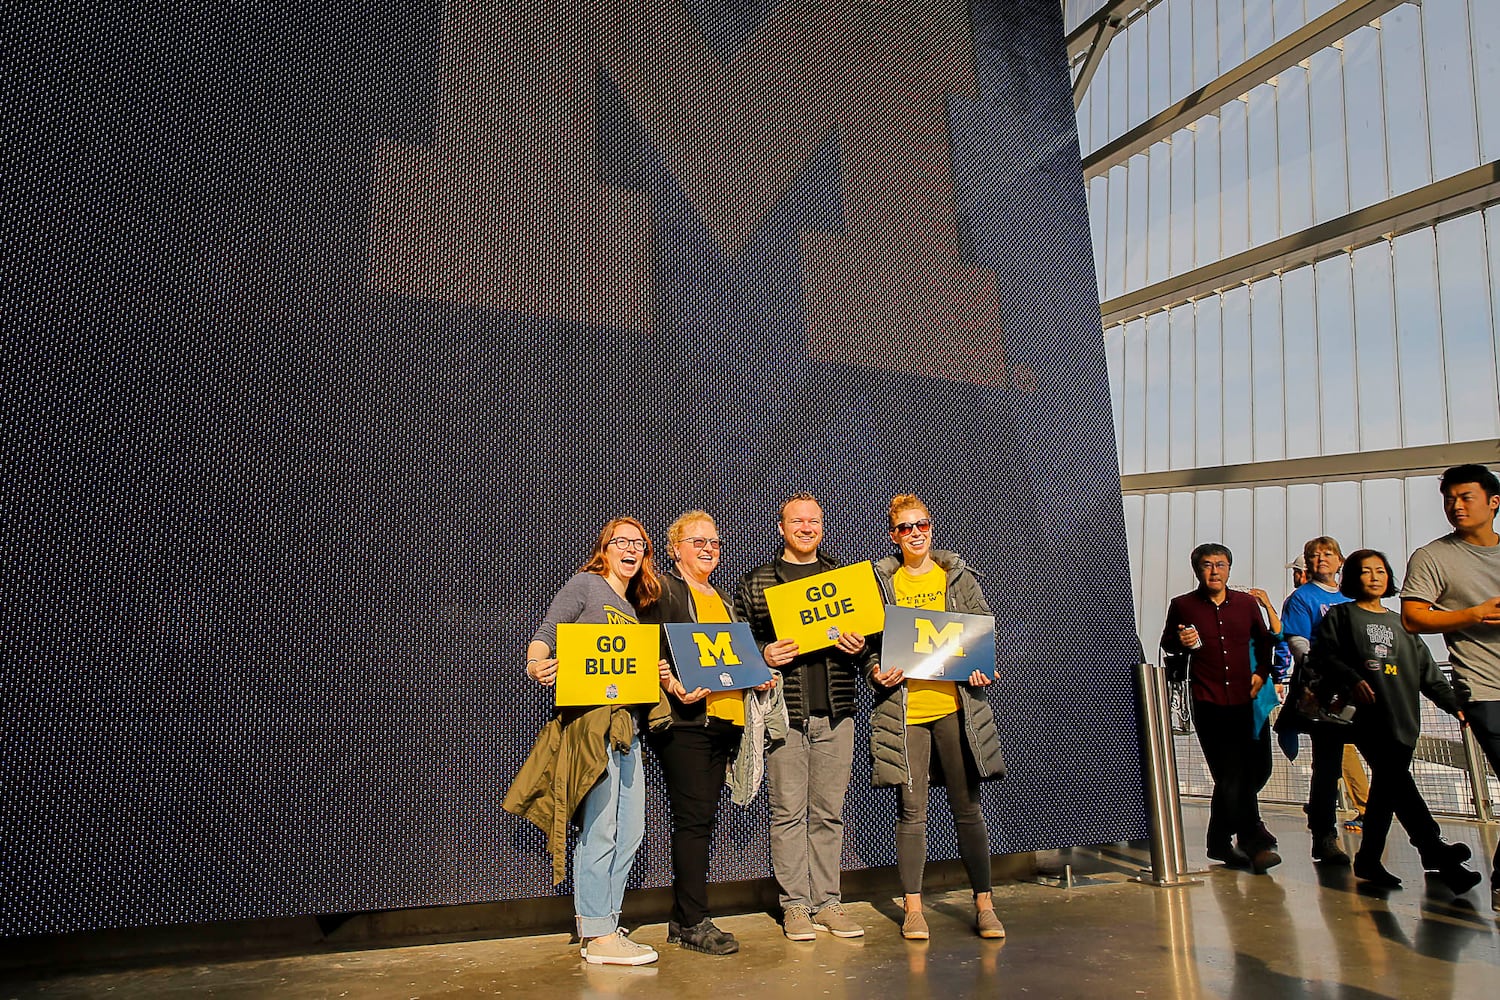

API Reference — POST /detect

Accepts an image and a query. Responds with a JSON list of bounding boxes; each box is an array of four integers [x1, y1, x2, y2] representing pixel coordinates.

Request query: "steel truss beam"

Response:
[[1081, 0, 1407, 181], [1121, 441, 1500, 495], [1099, 159, 1500, 328]]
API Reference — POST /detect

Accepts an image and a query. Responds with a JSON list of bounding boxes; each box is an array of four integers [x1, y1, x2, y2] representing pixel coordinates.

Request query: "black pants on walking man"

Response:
[[1193, 700, 1274, 854]]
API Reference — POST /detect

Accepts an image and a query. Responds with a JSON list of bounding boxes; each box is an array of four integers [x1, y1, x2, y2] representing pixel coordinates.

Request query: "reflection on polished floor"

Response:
[[7, 801, 1498, 999]]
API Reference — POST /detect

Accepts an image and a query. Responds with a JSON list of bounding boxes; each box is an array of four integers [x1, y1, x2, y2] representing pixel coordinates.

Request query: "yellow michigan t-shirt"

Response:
[[690, 587, 745, 727], [893, 564, 959, 725]]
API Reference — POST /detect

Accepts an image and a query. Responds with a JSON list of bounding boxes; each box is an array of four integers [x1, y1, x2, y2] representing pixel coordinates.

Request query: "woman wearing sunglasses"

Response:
[[642, 510, 783, 956], [869, 494, 1006, 940], [503, 517, 663, 965]]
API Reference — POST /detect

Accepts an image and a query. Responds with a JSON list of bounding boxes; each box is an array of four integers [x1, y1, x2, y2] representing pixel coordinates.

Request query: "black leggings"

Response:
[[897, 710, 992, 896], [648, 720, 740, 926]]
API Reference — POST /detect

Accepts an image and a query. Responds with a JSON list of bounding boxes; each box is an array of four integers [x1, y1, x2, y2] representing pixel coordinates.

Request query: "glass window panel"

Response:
[[1196, 489, 1225, 560], [1169, 303, 1197, 469], [1219, 98, 1249, 257], [1271, 0, 1305, 42], [1351, 242, 1402, 448], [1109, 32, 1129, 142], [1405, 474, 1446, 559], [1280, 264, 1319, 459], [1170, 129, 1197, 276], [1126, 153, 1150, 291], [1106, 164, 1128, 300], [1145, 311, 1172, 472], [1122, 492, 1146, 635], [1323, 480, 1363, 552], [1076, 80, 1092, 155], [1247, 83, 1281, 248], [1106, 326, 1125, 460], [1222, 489, 1256, 584], [1306, 0, 1338, 18], [1313, 254, 1359, 455], [1167, 492, 1198, 607], [1307, 48, 1348, 224], [1129, 12, 1150, 131], [1122, 317, 1148, 475], [1089, 175, 1109, 301], [1381, 4, 1433, 196], [1170, 0, 1196, 106], [1089, 45, 1110, 156], [1392, 228, 1449, 446], [1221, 287, 1254, 464], [1218, 0, 1245, 71], [1147, 147, 1171, 286], [1141, 493, 1172, 651], [1253, 486, 1288, 597], [1194, 114, 1221, 268], [1193, 0, 1221, 90], [1245, 0, 1273, 57], [1195, 295, 1225, 466], [1434, 214, 1499, 441], [1421, 0, 1479, 181], [1275, 66, 1313, 238], [1285, 483, 1324, 583], [1342, 26, 1389, 212], [1474, 0, 1500, 163], [1147, 6, 1171, 120], [1250, 276, 1286, 462], [1489, 206, 1500, 403], [1362, 478, 1407, 577]]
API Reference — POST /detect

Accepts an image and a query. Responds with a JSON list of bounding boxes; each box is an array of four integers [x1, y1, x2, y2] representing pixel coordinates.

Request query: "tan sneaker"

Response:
[[782, 904, 817, 941], [975, 907, 1006, 939], [582, 931, 659, 966], [901, 909, 929, 940], [812, 902, 864, 938]]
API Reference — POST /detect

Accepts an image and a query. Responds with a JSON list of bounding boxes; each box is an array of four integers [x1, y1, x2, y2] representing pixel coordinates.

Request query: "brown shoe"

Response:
[[902, 909, 930, 940], [975, 907, 1006, 939]]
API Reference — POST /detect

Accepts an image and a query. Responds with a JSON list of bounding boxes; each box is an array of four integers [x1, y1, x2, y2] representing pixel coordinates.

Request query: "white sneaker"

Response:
[[581, 931, 659, 966]]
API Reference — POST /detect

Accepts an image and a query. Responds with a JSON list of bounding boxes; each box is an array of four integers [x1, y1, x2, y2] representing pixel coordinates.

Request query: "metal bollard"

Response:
[[1133, 661, 1200, 887], [1461, 722, 1497, 824]]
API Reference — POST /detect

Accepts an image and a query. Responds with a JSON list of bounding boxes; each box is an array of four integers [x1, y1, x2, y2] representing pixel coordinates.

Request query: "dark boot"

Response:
[[1417, 839, 1471, 871], [668, 917, 739, 955], [1311, 832, 1351, 865], [1353, 855, 1402, 888]]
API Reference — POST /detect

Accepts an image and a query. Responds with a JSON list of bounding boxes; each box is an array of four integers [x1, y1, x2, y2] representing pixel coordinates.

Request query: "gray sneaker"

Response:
[[812, 902, 864, 938], [782, 904, 817, 941], [581, 931, 659, 966]]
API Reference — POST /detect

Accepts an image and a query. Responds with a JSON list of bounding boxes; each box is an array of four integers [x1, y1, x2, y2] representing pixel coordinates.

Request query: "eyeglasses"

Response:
[[683, 537, 722, 551], [607, 537, 648, 553], [893, 519, 932, 536]]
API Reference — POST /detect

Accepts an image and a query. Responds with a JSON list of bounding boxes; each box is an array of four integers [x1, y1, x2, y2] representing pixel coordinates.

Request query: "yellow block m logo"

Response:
[[692, 632, 741, 667], [913, 619, 965, 657]]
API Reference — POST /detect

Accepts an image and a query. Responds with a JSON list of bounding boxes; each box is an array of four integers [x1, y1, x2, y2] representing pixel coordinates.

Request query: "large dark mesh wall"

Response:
[[1, 0, 1146, 935]]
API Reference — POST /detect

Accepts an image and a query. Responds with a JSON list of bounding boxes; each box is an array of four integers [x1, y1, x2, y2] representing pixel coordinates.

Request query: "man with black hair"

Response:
[[1402, 463, 1500, 910], [1163, 543, 1282, 874]]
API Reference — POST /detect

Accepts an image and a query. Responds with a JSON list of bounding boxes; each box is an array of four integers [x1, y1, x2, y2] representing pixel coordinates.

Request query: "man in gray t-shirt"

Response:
[[1401, 464, 1500, 909]]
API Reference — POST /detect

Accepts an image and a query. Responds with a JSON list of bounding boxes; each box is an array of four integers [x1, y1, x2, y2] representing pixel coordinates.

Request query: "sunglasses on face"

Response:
[[607, 537, 648, 553], [893, 519, 932, 536], [683, 537, 722, 551]]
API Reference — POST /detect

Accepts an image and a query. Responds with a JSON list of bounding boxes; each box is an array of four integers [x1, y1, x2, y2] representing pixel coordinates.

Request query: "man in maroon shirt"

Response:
[[1163, 543, 1281, 874]]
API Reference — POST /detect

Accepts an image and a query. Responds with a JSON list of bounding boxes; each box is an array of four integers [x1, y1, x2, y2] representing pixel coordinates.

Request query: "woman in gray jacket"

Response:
[[869, 494, 1006, 940]]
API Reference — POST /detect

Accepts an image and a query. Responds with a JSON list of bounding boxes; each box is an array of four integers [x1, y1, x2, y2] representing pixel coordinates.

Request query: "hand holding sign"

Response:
[[763, 562, 885, 652]]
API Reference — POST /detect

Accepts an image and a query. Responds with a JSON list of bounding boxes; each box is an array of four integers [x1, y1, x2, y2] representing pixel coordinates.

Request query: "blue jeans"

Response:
[[573, 735, 646, 938]]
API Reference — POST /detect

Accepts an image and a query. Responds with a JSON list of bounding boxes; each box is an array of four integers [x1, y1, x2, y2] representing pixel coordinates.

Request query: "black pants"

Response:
[[1461, 699, 1500, 885], [1350, 734, 1442, 866], [647, 720, 740, 926], [1193, 699, 1273, 852], [1305, 725, 1348, 837], [897, 710, 992, 896]]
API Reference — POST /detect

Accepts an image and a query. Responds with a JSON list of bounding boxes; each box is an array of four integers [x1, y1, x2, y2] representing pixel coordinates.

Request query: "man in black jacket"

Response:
[[736, 493, 874, 941]]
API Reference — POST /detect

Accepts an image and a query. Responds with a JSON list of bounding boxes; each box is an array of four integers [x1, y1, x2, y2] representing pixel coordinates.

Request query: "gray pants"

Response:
[[897, 710, 992, 896], [767, 714, 854, 911]]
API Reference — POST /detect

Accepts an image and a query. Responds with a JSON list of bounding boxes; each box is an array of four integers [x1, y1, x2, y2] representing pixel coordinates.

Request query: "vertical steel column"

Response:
[[1461, 723, 1497, 824], [1133, 662, 1200, 887]]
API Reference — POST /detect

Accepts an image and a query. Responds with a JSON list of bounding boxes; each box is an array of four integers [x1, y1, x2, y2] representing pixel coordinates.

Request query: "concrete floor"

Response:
[[5, 801, 1498, 999]]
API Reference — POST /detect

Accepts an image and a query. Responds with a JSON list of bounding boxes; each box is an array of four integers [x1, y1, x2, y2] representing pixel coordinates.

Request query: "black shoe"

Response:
[[1418, 839, 1472, 871], [1491, 884, 1499, 911], [1208, 843, 1252, 869], [668, 917, 739, 955], [1250, 848, 1282, 875], [1353, 857, 1403, 888], [1255, 822, 1279, 849], [1311, 832, 1351, 866], [1435, 864, 1482, 896]]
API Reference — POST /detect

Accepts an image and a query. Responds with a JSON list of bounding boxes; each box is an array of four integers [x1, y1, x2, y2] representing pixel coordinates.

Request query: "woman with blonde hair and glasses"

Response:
[[643, 510, 782, 956], [504, 516, 663, 965], [868, 494, 1006, 940]]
